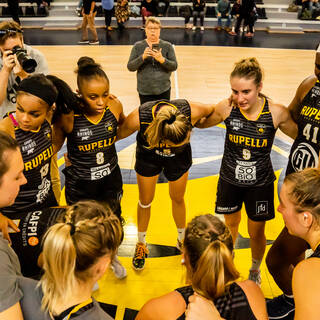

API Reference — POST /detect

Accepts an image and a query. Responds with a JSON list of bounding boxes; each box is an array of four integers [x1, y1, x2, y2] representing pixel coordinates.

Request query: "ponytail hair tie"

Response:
[[165, 114, 176, 125], [67, 223, 76, 236]]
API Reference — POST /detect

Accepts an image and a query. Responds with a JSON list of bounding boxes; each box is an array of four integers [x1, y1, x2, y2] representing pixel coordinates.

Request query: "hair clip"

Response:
[[0, 29, 23, 36], [67, 222, 76, 235]]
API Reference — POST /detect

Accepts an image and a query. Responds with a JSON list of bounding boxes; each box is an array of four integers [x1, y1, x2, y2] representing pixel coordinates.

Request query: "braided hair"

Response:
[[184, 214, 240, 300]]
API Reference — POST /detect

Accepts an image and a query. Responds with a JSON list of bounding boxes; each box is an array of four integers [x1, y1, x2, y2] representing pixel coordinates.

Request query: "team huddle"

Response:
[[0, 16, 320, 320]]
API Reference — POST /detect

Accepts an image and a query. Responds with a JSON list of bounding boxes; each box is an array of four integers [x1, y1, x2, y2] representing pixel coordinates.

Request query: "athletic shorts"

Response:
[[135, 144, 192, 181], [10, 207, 66, 278], [63, 164, 123, 219], [215, 178, 275, 221]]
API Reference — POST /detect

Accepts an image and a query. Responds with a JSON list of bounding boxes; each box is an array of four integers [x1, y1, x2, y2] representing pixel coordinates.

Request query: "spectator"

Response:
[[192, 0, 206, 31], [115, 0, 130, 30], [102, 0, 115, 31], [230, 0, 241, 33], [229, 0, 256, 37], [215, 0, 231, 31], [127, 17, 178, 105], [0, 21, 49, 119], [76, 0, 83, 16], [141, 0, 158, 27], [78, 0, 99, 45], [180, 5, 193, 28], [6, 0, 20, 25]]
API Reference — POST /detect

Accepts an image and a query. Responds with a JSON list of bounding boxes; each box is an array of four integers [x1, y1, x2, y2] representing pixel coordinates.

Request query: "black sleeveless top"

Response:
[[66, 107, 118, 181], [220, 98, 276, 187], [286, 80, 320, 175], [137, 99, 192, 157], [175, 283, 256, 320], [2, 113, 55, 216], [310, 244, 320, 258]]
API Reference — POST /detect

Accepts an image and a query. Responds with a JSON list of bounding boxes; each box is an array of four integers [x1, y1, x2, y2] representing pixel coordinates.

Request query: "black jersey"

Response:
[[176, 283, 256, 320], [220, 98, 276, 187], [310, 244, 320, 258], [10, 207, 65, 278], [286, 81, 320, 175], [2, 113, 55, 216], [136, 99, 192, 157], [66, 107, 118, 181]]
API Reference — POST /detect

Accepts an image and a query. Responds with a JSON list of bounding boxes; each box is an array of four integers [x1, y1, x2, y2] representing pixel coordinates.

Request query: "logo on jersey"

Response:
[[235, 160, 257, 183], [77, 128, 93, 141], [256, 123, 266, 135], [43, 127, 51, 141], [243, 149, 251, 160], [311, 86, 320, 98], [291, 142, 319, 172], [105, 121, 114, 133], [21, 139, 36, 154], [230, 119, 243, 131], [256, 201, 268, 215]]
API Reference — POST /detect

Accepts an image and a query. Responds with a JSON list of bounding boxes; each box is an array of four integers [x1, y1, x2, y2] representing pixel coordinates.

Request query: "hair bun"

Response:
[[77, 56, 95, 68]]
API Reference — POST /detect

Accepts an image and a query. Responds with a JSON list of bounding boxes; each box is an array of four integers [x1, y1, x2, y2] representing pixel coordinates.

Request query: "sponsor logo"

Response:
[[256, 201, 268, 215], [256, 123, 266, 134], [291, 142, 319, 172], [230, 119, 243, 131]]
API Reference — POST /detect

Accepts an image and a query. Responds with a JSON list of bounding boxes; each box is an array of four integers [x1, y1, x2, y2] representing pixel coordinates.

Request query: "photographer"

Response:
[[127, 17, 177, 105], [0, 21, 49, 119]]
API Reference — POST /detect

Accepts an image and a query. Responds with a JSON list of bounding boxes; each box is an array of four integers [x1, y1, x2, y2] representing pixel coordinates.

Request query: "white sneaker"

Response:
[[249, 269, 261, 286], [111, 256, 127, 279], [200, 26, 204, 31], [192, 26, 196, 31]]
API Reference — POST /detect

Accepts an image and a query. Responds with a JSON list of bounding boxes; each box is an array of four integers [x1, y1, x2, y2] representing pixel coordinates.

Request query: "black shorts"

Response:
[[10, 207, 66, 278], [64, 164, 123, 219], [215, 178, 275, 221], [135, 144, 192, 181]]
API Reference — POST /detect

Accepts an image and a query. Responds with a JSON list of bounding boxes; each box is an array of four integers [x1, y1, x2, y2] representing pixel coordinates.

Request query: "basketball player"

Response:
[[52, 57, 126, 278], [197, 57, 297, 285], [117, 99, 215, 270], [0, 74, 73, 226], [266, 44, 320, 319]]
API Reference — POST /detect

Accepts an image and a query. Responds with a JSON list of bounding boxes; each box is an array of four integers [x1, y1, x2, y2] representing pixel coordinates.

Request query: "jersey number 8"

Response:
[[96, 152, 105, 165]]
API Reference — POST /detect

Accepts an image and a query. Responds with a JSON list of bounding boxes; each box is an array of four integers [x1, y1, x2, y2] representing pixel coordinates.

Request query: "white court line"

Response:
[[173, 45, 180, 99]]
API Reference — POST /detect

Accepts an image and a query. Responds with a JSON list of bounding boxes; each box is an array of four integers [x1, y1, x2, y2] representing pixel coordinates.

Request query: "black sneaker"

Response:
[[132, 242, 148, 271], [267, 294, 295, 319]]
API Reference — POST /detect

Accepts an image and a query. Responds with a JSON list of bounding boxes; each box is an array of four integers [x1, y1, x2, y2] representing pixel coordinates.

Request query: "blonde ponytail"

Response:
[[184, 214, 239, 301], [40, 201, 123, 313], [145, 105, 192, 148]]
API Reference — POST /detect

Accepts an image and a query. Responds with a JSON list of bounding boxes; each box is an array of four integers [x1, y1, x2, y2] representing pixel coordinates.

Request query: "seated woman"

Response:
[[136, 214, 268, 319], [18, 200, 123, 320]]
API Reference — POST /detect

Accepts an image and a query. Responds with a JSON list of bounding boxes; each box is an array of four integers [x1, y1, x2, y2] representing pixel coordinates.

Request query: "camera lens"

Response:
[[13, 46, 37, 73]]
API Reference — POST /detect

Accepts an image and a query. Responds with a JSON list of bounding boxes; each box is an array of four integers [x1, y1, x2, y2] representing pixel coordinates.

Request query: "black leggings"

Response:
[[104, 8, 114, 27]]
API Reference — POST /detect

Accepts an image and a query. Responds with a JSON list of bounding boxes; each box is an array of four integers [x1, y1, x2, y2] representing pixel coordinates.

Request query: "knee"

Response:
[[170, 193, 185, 205], [248, 227, 266, 241], [224, 214, 241, 229]]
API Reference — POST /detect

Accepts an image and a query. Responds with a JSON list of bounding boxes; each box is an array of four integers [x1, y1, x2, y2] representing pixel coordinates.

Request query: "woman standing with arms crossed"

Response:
[[53, 57, 126, 278], [198, 57, 297, 285], [117, 99, 215, 270]]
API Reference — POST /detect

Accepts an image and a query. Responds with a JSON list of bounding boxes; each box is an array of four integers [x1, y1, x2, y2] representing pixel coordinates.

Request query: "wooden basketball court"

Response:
[[40, 45, 315, 319]]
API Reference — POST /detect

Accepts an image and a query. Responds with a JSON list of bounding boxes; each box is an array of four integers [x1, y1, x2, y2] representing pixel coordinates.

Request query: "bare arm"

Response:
[[189, 102, 215, 125], [52, 112, 74, 154], [108, 94, 126, 126], [116, 108, 140, 141], [0, 302, 24, 320], [293, 259, 320, 320], [270, 102, 298, 139], [237, 280, 268, 320], [194, 99, 231, 128]]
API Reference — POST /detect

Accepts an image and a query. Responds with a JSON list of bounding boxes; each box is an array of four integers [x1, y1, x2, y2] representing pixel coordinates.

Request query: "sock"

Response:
[[177, 228, 185, 241], [250, 258, 262, 271], [138, 232, 146, 244]]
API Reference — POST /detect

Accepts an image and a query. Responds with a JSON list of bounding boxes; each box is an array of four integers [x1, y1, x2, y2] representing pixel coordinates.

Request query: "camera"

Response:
[[11, 46, 37, 73]]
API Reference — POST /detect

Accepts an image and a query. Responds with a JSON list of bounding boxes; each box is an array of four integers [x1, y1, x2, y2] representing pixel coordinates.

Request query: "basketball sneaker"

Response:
[[248, 269, 261, 286], [132, 242, 149, 271], [111, 256, 127, 279], [267, 294, 295, 319]]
